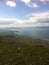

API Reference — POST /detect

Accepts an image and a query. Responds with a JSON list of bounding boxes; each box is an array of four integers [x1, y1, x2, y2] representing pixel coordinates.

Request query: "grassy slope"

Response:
[[0, 35, 49, 65]]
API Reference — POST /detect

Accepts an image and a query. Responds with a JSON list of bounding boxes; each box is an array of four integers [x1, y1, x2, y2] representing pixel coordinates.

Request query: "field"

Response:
[[0, 35, 49, 65]]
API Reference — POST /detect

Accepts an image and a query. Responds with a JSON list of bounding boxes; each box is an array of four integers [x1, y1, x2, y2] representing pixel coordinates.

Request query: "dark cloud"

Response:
[[37, 18, 49, 23], [0, 21, 14, 25]]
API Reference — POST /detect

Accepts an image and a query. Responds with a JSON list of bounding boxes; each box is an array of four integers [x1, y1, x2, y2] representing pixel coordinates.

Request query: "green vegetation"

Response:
[[0, 35, 49, 65]]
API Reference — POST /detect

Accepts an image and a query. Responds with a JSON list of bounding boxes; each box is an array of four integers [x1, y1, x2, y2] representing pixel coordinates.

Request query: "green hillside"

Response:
[[0, 35, 49, 65]]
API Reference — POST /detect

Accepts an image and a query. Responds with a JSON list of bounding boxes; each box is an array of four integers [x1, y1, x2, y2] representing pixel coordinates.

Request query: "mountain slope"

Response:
[[0, 35, 49, 65]]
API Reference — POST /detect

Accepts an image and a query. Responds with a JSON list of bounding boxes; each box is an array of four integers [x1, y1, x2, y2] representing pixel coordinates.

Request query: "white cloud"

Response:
[[25, 11, 49, 26], [6, 1, 16, 7], [30, 3, 39, 8], [21, 0, 31, 4], [28, 11, 49, 19], [0, 11, 49, 28], [0, 0, 49, 8], [39, 0, 49, 2], [21, 0, 31, 7], [21, 0, 38, 8]]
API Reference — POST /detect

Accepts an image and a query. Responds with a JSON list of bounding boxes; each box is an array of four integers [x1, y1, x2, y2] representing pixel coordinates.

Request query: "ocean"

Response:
[[15, 27, 49, 39], [0, 27, 49, 39]]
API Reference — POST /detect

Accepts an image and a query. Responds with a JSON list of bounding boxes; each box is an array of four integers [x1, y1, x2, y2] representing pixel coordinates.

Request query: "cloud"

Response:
[[21, 0, 31, 7], [25, 11, 49, 26], [0, 18, 25, 28], [39, 0, 49, 2], [21, 0, 39, 8], [21, 0, 31, 4], [37, 18, 49, 23], [0, 11, 49, 28], [0, 11, 49, 27], [0, 0, 48, 8], [6, 0, 16, 7], [30, 2, 39, 8], [0, 19, 15, 28], [21, 0, 49, 8]]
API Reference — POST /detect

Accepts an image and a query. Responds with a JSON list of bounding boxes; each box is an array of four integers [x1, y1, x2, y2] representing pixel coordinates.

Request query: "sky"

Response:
[[0, 0, 49, 27]]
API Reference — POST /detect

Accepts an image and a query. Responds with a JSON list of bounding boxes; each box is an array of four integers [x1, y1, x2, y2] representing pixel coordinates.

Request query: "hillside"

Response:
[[0, 35, 49, 65]]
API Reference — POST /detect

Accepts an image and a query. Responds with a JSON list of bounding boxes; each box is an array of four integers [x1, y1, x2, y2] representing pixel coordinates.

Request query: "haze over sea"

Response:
[[10, 27, 49, 39], [0, 26, 49, 39]]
